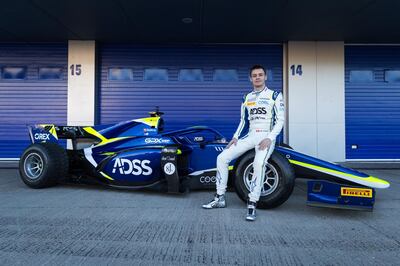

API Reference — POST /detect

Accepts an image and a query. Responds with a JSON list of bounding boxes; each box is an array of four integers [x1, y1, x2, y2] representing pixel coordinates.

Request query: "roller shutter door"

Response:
[[99, 44, 283, 138], [0, 43, 67, 159], [345, 45, 400, 160]]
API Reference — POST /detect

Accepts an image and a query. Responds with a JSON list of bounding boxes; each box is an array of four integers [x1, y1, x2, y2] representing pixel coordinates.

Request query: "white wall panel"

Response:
[[288, 41, 345, 162], [68, 40, 96, 126]]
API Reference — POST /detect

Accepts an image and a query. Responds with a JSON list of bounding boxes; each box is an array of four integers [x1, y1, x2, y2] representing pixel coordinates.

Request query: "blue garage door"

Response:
[[99, 44, 283, 138], [0, 43, 67, 159], [345, 46, 400, 160]]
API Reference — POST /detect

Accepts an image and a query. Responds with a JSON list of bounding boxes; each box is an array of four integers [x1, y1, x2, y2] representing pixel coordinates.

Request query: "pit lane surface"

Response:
[[0, 168, 399, 265]]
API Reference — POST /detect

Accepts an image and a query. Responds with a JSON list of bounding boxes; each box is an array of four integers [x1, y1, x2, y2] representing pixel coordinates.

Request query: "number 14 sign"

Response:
[[290, 65, 303, 76]]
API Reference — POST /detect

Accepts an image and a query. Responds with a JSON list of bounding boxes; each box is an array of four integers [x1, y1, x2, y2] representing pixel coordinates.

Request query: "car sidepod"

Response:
[[84, 136, 177, 189]]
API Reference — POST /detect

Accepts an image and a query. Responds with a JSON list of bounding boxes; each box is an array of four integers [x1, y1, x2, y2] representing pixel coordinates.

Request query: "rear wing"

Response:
[[28, 116, 163, 147], [28, 124, 97, 144]]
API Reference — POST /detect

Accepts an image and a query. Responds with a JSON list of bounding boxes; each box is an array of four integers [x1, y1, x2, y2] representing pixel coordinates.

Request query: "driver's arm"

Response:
[[233, 95, 249, 140], [266, 92, 285, 142]]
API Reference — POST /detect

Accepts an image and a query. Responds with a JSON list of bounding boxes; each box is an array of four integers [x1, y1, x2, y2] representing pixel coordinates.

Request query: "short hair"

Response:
[[249, 64, 266, 76]]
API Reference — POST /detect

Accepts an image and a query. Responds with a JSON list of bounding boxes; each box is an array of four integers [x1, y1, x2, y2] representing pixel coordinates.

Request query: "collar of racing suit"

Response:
[[251, 86, 267, 94]]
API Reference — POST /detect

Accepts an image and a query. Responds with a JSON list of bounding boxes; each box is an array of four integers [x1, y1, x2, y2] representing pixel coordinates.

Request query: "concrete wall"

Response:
[[67, 40, 96, 126], [287, 42, 345, 162]]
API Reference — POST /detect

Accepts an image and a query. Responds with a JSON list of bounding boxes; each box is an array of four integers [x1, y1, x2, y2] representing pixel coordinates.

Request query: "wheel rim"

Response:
[[243, 162, 280, 196], [24, 153, 44, 180]]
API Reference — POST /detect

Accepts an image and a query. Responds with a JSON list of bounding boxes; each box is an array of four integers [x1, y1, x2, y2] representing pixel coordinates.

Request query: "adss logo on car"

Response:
[[112, 158, 152, 175]]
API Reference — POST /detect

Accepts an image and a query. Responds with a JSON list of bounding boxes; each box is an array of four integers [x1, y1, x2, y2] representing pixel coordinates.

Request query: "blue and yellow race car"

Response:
[[19, 110, 390, 211]]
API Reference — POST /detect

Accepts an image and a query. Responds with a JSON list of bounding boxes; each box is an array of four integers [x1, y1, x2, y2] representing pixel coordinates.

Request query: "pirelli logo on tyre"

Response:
[[340, 187, 373, 198]]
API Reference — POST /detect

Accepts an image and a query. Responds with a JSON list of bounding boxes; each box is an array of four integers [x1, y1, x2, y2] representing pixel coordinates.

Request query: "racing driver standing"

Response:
[[202, 64, 285, 221]]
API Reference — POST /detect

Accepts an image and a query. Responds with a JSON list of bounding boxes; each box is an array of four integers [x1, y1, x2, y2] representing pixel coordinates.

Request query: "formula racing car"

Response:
[[19, 110, 390, 211]]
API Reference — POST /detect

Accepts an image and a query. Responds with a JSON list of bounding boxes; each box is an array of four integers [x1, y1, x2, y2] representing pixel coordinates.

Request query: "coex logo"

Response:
[[112, 158, 152, 175], [200, 176, 216, 184], [34, 133, 50, 141], [340, 187, 373, 198], [250, 107, 267, 115]]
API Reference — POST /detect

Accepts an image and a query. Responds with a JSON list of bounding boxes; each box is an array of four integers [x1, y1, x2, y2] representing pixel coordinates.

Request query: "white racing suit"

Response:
[[216, 87, 285, 202]]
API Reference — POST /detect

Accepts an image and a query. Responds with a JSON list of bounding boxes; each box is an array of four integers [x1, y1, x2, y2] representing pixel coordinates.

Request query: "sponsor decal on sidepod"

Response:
[[112, 158, 152, 175], [145, 138, 170, 144], [200, 176, 216, 184], [163, 163, 176, 175]]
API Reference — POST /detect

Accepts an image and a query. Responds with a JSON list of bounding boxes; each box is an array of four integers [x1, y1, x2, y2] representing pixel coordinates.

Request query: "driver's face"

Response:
[[250, 69, 266, 88]]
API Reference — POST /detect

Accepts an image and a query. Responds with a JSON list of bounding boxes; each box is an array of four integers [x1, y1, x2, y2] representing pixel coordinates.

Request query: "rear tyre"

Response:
[[234, 151, 295, 209], [19, 143, 69, 188]]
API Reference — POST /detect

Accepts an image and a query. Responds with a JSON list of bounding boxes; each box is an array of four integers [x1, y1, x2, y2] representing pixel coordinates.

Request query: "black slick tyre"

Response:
[[234, 151, 295, 209], [19, 143, 69, 188]]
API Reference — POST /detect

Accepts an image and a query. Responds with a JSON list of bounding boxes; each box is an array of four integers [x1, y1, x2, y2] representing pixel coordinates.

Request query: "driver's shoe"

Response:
[[202, 194, 226, 209], [246, 201, 257, 221]]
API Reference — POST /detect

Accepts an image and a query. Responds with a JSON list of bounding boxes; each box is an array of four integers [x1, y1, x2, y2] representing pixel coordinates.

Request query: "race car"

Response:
[[19, 110, 390, 210]]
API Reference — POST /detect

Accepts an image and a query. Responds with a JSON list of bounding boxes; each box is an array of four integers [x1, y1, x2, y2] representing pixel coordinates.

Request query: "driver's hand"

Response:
[[226, 138, 238, 149], [258, 138, 272, 151]]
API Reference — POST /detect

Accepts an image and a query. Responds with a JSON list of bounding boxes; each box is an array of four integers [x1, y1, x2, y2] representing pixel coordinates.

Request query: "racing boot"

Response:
[[246, 200, 257, 221], [202, 194, 226, 209]]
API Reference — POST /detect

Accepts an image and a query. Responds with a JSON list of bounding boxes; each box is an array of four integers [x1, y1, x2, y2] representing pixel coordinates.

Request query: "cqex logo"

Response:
[[145, 138, 170, 144], [34, 133, 50, 141], [112, 158, 152, 175]]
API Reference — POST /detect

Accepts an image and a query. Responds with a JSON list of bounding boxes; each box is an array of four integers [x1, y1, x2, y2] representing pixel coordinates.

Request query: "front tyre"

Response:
[[19, 143, 69, 188], [234, 151, 295, 209]]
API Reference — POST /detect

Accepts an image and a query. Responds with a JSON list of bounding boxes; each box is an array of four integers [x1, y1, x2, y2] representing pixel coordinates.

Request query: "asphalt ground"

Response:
[[0, 168, 399, 265]]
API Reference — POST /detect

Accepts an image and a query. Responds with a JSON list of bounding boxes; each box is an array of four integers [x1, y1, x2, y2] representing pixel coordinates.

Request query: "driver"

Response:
[[202, 64, 285, 221]]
